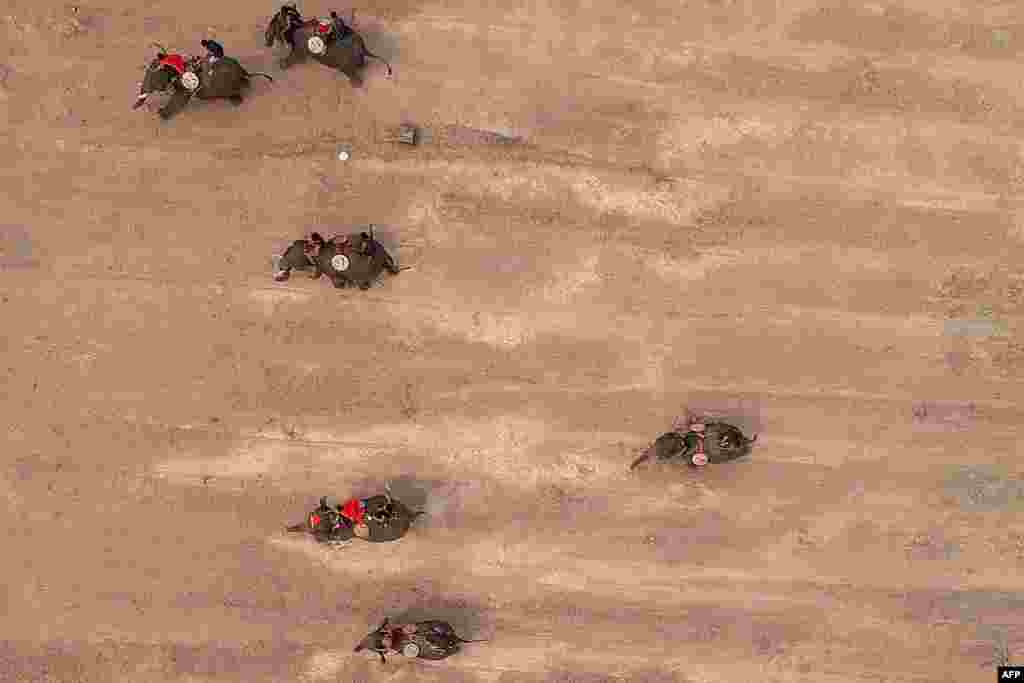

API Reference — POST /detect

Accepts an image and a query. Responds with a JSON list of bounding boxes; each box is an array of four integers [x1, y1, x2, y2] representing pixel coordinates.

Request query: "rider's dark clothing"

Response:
[[281, 5, 304, 46], [329, 11, 353, 40], [201, 39, 224, 61]]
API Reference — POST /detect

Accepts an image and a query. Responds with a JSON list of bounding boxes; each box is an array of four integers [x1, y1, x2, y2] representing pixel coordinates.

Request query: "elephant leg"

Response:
[[158, 89, 191, 120], [279, 49, 301, 70], [274, 268, 291, 282], [229, 94, 244, 106], [342, 67, 364, 88]]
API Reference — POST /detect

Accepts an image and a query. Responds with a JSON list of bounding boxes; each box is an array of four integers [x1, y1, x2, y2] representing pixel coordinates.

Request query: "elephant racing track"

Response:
[[4, 1, 1024, 682]]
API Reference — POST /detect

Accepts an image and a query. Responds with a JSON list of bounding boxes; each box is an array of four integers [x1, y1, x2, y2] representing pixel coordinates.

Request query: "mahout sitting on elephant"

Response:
[[286, 487, 423, 545], [354, 617, 488, 664], [630, 419, 757, 470], [264, 4, 392, 87], [132, 43, 273, 120], [312, 227, 402, 290], [273, 226, 402, 289]]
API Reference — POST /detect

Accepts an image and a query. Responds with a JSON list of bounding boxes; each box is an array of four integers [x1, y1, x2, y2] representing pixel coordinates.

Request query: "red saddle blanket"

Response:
[[159, 54, 186, 74], [340, 498, 367, 525]]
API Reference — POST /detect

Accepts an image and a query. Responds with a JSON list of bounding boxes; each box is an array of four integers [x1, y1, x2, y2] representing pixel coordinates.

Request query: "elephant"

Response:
[[286, 491, 424, 545], [354, 618, 488, 664], [132, 46, 273, 120], [264, 4, 393, 86], [630, 420, 757, 470], [310, 227, 403, 290]]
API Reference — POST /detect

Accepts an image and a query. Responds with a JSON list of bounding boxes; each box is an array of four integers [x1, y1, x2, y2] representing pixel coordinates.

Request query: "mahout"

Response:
[[264, 4, 392, 87], [133, 42, 273, 120]]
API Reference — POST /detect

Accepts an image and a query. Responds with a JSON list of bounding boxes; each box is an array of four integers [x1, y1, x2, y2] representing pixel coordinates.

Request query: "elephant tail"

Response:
[[247, 72, 275, 82], [363, 48, 393, 77], [285, 523, 307, 533], [455, 636, 489, 644]]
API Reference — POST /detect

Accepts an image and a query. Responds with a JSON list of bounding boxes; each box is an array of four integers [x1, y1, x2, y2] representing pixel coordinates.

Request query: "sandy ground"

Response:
[[3, 1, 1024, 681]]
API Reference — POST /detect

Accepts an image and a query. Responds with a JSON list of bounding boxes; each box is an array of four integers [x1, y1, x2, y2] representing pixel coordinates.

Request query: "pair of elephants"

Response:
[[286, 419, 759, 550], [285, 420, 758, 664], [285, 492, 486, 663], [273, 228, 402, 290], [134, 4, 392, 120]]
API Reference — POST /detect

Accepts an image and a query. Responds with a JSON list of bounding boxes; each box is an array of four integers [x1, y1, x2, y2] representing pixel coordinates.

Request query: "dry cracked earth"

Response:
[[3, 0, 1024, 682]]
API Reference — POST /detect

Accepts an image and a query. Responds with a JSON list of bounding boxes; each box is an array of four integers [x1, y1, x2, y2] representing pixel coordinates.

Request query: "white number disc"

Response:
[[331, 254, 350, 271], [307, 36, 326, 54]]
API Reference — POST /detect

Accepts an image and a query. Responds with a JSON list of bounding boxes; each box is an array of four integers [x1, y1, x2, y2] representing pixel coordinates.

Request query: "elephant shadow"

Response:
[[351, 24, 401, 68], [347, 475, 430, 511]]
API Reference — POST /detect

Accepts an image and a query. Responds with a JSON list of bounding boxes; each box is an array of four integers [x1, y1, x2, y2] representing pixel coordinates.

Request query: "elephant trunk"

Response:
[[132, 92, 148, 109], [629, 446, 655, 470]]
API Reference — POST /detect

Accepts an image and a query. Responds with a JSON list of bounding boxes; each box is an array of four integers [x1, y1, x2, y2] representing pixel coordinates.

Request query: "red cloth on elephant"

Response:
[[159, 54, 187, 74], [340, 498, 366, 524]]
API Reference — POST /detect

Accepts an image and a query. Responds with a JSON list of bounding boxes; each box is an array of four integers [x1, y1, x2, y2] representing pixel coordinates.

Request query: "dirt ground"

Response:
[[3, 1, 1024, 681]]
